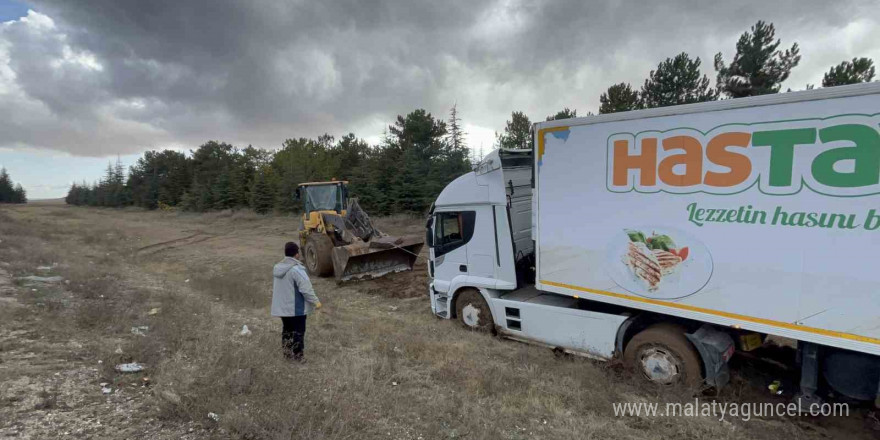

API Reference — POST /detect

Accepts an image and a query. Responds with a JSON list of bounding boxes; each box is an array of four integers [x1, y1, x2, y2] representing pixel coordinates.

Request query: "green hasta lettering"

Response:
[[812, 124, 880, 188], [751, 128, 816, 187]]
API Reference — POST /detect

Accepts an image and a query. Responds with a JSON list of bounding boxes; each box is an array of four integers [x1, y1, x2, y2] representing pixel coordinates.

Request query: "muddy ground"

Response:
[[0, 203, 877, 439]]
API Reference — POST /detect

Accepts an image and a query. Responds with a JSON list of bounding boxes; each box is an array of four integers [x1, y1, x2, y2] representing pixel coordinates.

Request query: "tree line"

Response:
[[66, 20, 875, 215], [497, 20, 875, 151], [597, 20, 875, 114], [0, 168, 27, 204], [66, 108, 471, 215]]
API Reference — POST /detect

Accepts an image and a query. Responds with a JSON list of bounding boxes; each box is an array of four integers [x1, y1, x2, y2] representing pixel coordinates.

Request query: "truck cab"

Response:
[[426, 148, 531, 304]]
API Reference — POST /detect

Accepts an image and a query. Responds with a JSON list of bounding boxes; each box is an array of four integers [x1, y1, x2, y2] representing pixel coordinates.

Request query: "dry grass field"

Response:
[[0, 203, 876, 439]]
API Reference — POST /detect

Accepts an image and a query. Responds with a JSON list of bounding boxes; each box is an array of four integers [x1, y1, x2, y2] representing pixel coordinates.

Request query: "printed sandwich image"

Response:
[[622, 229, 689, 291], [605, 227, 713, 299]]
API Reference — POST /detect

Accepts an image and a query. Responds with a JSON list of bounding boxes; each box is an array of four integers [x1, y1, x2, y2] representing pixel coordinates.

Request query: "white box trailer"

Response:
[[426, 83, 880, 403]]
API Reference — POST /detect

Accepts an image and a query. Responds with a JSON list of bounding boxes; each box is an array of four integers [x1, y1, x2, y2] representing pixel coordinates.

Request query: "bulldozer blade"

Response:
[[331, 235, 424, 282]]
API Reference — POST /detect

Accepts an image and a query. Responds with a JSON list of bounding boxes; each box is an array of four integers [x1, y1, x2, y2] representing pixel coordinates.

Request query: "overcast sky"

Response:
[[1, 0, 878, 198]]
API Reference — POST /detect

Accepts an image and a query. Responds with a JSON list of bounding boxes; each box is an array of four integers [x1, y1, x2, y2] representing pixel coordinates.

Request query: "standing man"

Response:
[[271, 242, 321, 361]]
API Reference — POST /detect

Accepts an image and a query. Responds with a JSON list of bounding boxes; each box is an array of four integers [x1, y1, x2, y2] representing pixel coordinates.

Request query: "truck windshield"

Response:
[[304, 185, 341, 213]]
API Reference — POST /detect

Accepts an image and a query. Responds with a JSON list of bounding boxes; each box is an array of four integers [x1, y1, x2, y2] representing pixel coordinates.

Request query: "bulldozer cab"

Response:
[[297, 181, 347, 215]]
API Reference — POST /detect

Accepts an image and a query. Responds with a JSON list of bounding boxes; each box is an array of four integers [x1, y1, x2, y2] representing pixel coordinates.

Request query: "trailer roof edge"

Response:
[[536, 82, 880, 131]]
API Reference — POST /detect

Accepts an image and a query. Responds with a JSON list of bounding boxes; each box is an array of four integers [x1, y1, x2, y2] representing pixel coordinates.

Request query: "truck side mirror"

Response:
[[294, 187, 301, 200], [425, 217, 434, 247]]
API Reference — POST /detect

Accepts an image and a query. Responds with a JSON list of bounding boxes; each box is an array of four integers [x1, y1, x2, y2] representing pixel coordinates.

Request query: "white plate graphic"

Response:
[[604, 226, 713, 300]]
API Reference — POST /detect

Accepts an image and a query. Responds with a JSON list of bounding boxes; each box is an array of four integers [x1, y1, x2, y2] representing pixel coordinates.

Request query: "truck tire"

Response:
[[454, 289, 493, 332], [623, 323, 703, 388], [304, 234, 334, 277]]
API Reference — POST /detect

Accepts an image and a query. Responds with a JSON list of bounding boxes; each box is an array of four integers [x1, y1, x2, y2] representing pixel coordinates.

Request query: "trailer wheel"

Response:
[[304, 234, 334, 277], [454, 289, 492, 332], [623, 323, 703, 388]]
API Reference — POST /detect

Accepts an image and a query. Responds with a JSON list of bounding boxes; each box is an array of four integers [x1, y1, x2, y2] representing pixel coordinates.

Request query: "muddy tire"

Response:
[[304, 234, 334, 277], [623, 323, 703, 388], [454, 289, 493, 331]]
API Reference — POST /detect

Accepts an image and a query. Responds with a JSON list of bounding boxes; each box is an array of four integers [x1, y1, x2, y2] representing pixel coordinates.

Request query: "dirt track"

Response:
[[1, 203, 877, 439]]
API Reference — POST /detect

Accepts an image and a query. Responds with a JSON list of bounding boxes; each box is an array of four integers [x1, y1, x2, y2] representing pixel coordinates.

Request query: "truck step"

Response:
[[435, 311, 448, 318]]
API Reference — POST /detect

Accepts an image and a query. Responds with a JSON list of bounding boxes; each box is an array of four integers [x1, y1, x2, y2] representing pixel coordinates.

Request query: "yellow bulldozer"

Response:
[[295, 180, 424, 281]]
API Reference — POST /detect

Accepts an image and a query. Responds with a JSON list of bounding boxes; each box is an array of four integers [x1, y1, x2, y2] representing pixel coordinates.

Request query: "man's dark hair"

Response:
[[284, 242, 299, 257]]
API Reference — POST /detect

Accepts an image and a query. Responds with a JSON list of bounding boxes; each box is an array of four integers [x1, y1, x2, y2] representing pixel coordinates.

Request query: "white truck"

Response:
[[426, 83, 880, 406]]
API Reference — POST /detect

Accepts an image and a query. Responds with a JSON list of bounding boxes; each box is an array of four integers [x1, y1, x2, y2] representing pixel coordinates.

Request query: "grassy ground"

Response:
[[0, 203, 875, 439]]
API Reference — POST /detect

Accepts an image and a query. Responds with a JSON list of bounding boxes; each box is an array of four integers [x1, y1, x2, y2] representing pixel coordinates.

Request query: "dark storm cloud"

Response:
[[1, 0, 877, 155]]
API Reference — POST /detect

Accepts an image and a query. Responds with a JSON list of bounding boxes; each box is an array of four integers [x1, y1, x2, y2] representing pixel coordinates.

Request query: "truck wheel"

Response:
[[623, 323, 703, 388], [304, 234, 334, 277], [455, 289, 493, 332]]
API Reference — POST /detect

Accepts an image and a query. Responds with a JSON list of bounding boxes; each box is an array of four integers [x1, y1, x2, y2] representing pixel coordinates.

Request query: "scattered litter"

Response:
[[98, 360, 103, 364], [392, 381, 398, 386], [207, 412, 220, 422], [100, 382, 108, 387], [184, 279, 190, 283], [148, 308, 160, 315], [36, 266, 53, 271], [31, 289, 36, 292], [115, 362, 144, 373], [101, 386, 112, 395], [768, 380, 783, 395], [389, 306, 398, 311], [114, 347, 123, 354], [131, 326, 149, 336], [393, 346, 403, 354], [18, 276, 63, 283], [239, 325, 251, 336]]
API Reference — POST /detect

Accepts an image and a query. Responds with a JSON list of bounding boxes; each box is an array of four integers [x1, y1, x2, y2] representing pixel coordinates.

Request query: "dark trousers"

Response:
[[281, 315, 307, 360]]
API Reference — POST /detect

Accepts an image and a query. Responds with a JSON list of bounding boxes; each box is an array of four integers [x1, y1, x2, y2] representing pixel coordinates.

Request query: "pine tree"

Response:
[[0, 168, 27, 204], [228, 165, 248, 208], [12, 184, 26, 203], [113, 157, 131, 206], [65, 183, 78, 205], [100, 162, 116, 207], [0, 168, 12, 203], [715, 21, 801, 98], [179, 190, 197, 211], [446, 103, 466, 152], [250, 170, 275, 214], [642, 53, 718, 108], [546, 108, 577, 121], [496, 111, 532, 150], [599, 83, 641, 114], [196, 182, 213, 212], [212, 172, 232, 210], [822, 58, 875, 87]]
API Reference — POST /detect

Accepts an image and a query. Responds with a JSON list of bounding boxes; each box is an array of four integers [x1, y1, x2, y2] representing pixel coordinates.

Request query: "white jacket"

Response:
[[271, 257, 320, 317]]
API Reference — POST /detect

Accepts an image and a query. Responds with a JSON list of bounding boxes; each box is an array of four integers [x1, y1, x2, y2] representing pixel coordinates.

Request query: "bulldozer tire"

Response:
[[304, 234, 334, 277], [623, 323, 703, 389]]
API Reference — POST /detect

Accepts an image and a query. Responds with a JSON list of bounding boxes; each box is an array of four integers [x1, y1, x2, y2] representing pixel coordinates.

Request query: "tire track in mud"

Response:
[[134, 232, 218, 256]]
